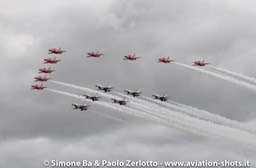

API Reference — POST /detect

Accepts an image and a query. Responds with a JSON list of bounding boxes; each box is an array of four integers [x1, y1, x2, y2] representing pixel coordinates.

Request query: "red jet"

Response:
[[48, 48, 66, 54], [31, 84, 46, 90], [193, 60, 209, 66], [38, 67, 55, 73], [34, 75, 50, 82], [123, 54, 140, 61], [87, 51, 103, 58], [44, 57, 61, 64], [158, 56, 174, 63]]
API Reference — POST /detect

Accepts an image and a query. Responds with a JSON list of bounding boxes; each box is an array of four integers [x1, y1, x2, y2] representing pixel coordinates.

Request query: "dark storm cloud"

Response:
[[1, 0, 256, 167]]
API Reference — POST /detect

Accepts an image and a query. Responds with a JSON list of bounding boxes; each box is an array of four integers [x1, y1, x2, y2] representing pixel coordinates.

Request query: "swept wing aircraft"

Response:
[[83, 93, 100, 101], [95, 84, 113, 92], [152, 93, 169, 102], [111, 97, 128, 105], [72, 103, 90, 111], [124, 88, 142, 97]]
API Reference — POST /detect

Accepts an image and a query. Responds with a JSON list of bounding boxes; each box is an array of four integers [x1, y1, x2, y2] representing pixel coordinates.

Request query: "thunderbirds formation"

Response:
[[31, 48, 210, 110]]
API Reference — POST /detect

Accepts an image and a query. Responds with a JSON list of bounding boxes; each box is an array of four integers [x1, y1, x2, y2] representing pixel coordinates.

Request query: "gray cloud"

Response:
[[1, 0, 256, 167]]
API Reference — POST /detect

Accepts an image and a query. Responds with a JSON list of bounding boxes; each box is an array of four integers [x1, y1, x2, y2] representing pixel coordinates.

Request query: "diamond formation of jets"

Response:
[[48, 48, 66, 54], [44, 57, 61, 64], [72, 103, 90, 111], [123, 54, 140, 61], [124, 88, 142, 97], [87, 51, 104, 58], [83, 93, 101, 102], [193, 60, 209, 66], [111, 97, 128, 105], [152, 93, 169, 102], [95, 84, 114, 92], [158, 56, 174, 63]]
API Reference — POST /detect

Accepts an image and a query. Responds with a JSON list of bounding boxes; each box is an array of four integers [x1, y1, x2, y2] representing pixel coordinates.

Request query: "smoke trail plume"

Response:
[[173, 62, 256, 93]]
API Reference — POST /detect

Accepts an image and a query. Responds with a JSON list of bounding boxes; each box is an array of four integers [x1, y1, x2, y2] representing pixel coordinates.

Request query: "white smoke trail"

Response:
[[208, 65, 256, 85], [49, 80, 96, 94], [47, 84, 256, 149], [46, 88, 127, 123], [46, 88, 208, 138], [49, 80, 122, 101], [173, 62, 256, 93], [114, 91, 256, 144], [119, 92, 256, 135], [143, 95, 256, 135], [46, 88, 85, 100], [89, 109, 129, 124]]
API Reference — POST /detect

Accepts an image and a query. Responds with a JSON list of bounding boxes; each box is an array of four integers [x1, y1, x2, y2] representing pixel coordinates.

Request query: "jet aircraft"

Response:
[[111, 97, 128, 105], [38, 67, 55, 73], [48, 48, 66, 54], [44, 57, 61, 64], [83, 93, 100, 101], [152, 93, 169, 102], [158, 56, 174, 63], [193, 60, 209, 66], [87, 51, 103, 57], [31, 84, 46, 90], [34, 75, 50, 82], [124, 88, 142, 97], [123, 54, 140, 61], [72, 103, 90, 111], [95, 84, 113, 92]]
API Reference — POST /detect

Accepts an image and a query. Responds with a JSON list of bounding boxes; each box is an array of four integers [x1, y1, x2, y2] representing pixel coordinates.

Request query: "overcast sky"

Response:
[[1, 0, 256, 167]]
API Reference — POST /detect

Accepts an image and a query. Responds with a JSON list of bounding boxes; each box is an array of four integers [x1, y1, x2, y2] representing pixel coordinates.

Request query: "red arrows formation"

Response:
[[31, 47, 209, 90]]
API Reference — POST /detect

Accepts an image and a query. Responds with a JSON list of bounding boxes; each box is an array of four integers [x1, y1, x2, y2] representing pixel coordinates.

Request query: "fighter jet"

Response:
[[158, 56, 174, 63], [31, 84, 46, 90], [193, 60, 209, 66], [38, 67, 55, 73], [83, 93, 100, 102], [152, 93, 169, 102], [44, 57, 61, 64], [34, 75, 50, 82], [87, 51, 103, 58], [123, 54, 140, 61], [124, 88, 142, 97], [95, 84, 113, 92], [111, 97, 128, 105], [48, 48, 66, 54], [72, 103, 90, 111]]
